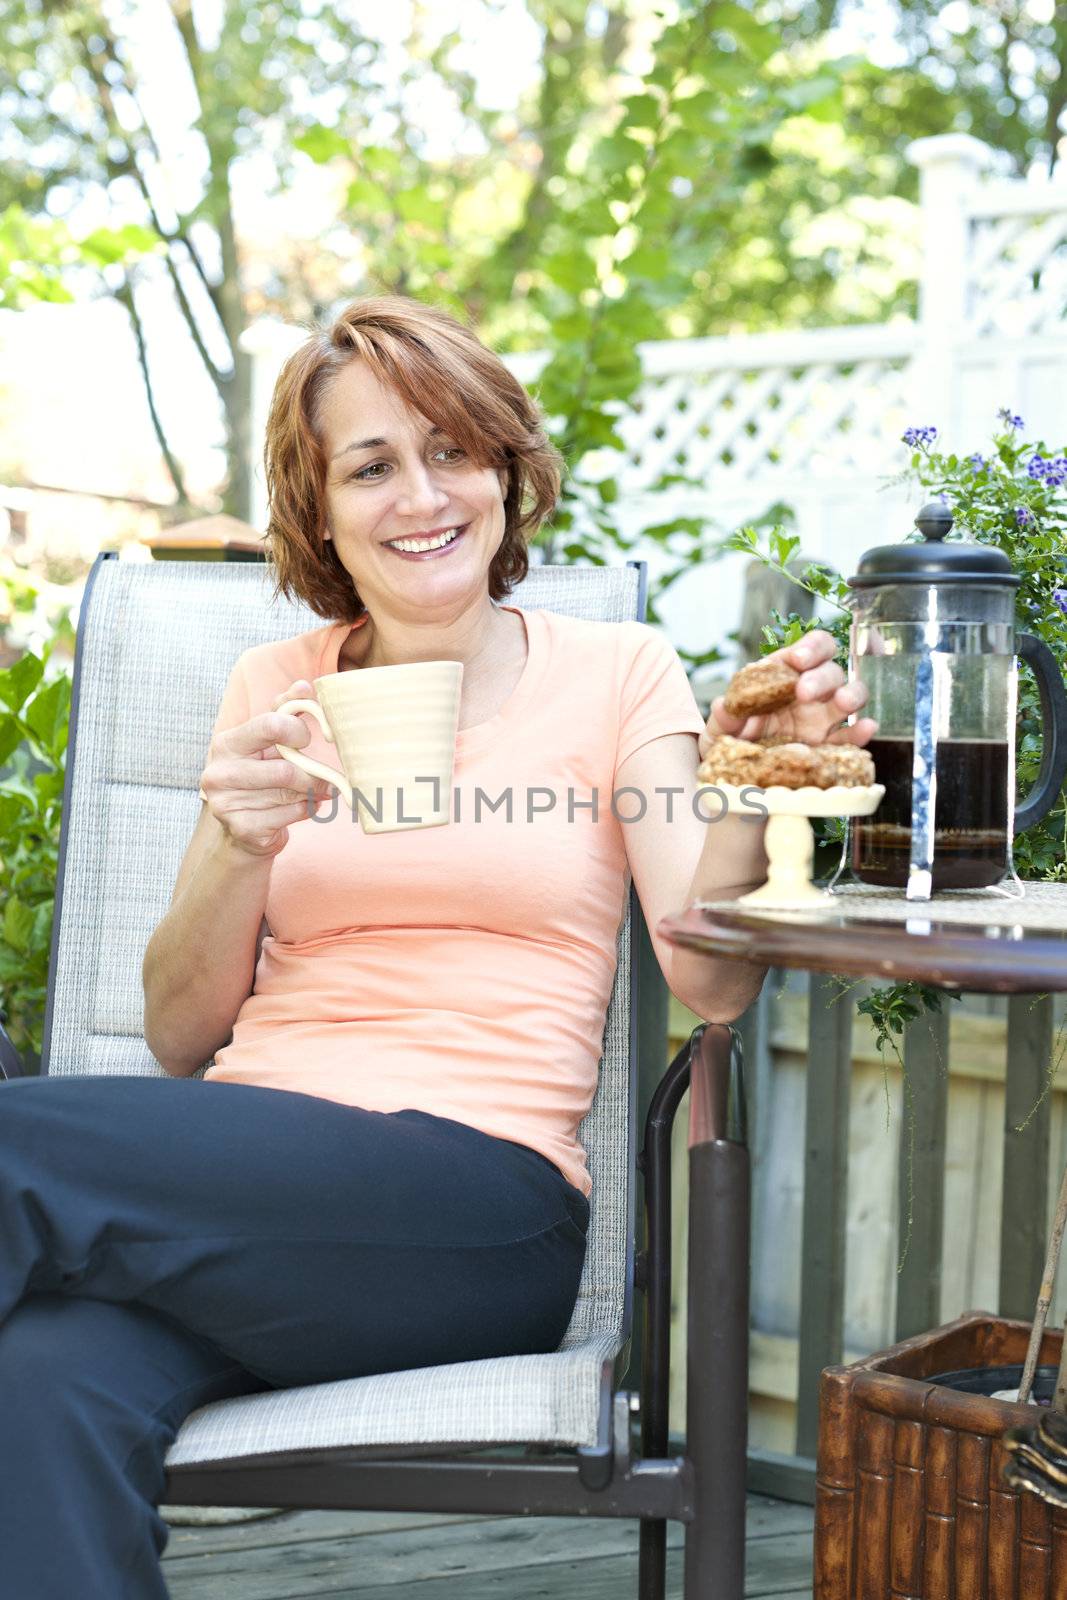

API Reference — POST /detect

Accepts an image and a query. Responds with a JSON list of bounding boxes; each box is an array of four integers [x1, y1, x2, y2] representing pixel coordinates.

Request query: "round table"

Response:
[[658, 878, 1067, 1472], [658, 881, 1067, 995]]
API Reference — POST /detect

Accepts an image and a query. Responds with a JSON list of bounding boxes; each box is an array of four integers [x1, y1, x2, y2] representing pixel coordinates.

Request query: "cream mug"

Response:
[[274, 661, 463, 834]]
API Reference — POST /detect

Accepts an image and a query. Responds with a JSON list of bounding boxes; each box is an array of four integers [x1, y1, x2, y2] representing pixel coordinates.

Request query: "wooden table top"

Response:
[[659, 881, 1067, 994]]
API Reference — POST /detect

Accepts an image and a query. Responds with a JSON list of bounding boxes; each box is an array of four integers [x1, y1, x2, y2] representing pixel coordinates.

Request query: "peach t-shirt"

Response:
[[202, 604, 705, 1198]]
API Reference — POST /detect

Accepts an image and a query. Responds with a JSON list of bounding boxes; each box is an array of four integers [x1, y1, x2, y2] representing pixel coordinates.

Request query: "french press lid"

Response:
[[847, 502, 1020, 588]]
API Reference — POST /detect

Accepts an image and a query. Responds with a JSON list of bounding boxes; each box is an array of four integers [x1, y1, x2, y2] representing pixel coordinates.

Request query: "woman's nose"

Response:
[[394, 460, 449, 517]]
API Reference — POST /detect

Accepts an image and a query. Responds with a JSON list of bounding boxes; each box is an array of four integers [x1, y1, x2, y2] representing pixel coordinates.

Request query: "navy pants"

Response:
[[0, 1074, 590, 1598]]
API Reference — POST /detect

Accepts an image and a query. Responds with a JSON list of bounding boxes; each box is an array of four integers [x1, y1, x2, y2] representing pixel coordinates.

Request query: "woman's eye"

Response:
[[349, 447, 463, 483]]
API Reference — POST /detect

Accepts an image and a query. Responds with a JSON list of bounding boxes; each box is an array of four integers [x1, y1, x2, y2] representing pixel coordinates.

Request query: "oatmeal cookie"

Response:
[[808, 743, 876, 788], [697, 734, 766, 787], [755, 742, 820, 787], [722, 655, 799, 718]]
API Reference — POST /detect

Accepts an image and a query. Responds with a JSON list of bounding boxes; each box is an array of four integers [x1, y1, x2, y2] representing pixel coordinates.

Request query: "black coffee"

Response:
[[852, 737, 1010, 890]]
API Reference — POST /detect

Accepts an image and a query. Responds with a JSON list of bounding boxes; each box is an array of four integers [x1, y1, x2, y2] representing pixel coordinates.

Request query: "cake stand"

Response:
[[709, 783, 885, 908]]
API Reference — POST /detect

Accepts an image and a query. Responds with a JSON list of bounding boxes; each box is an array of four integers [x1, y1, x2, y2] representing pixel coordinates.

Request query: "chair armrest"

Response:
[[0, 1019, 26, 1079]]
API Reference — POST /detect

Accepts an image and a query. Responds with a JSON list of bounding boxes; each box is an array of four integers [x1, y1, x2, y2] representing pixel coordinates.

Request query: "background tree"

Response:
[[0, 0, 375, 520]]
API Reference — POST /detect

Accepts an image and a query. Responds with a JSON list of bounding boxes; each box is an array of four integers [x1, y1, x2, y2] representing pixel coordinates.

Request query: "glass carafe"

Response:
[[846, 504, 1067, 900]]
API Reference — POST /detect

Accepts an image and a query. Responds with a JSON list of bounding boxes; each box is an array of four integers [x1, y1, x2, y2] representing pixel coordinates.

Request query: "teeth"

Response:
[[388, 527, 462, 554]]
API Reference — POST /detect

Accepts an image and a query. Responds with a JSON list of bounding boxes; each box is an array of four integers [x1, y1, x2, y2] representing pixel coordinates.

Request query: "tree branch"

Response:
[[65, 11, 229, 393], [115, 274, 191, 509]]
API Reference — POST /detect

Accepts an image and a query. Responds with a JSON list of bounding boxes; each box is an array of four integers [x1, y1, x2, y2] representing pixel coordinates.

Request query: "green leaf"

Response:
[[709, 2, 779, 63], [0, 715, 22, 767], [622, 93, 663, 130], [541, 247, 598, 294], [78, 224, 162, 266], [0, 792, 31, 831], [779, 75, 842, 113], [0, 652, 43, 713], [24, 676, 71, 754], [295, 125, 351, 164], [395, 187, 446, 227], [345, 176, 391, 212], [3, 897, 34, 954]]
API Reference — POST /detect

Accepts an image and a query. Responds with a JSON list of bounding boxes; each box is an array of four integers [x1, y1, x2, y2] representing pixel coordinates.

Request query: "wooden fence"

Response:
[[659, 969, 1067, 1499]]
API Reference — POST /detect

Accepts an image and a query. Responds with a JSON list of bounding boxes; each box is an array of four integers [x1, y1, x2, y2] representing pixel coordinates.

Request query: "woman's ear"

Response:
[[496, 466, 508, 499]]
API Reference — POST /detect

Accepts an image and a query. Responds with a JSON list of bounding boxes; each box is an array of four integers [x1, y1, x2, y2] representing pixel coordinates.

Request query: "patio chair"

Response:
[[0, 551, 750, 1600]]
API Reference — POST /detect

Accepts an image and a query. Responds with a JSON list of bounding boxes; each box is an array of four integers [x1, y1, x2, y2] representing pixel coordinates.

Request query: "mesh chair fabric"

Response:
[[46, 557, 643, 1456]]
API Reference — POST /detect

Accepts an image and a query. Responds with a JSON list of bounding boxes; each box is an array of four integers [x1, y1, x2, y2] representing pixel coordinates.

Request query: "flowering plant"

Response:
[[895, 410, 1067, 880]]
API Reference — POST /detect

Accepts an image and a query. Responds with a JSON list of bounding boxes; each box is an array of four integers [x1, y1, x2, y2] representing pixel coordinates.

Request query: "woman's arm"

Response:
[[142, 808, 273, 1076], [143, 685, 334, 1077], [616, 731, 768, 1022], [619, 630, 876, 1023]]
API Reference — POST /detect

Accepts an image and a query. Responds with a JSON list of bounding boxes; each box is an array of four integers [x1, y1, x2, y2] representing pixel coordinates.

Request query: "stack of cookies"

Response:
[[698, 655, 876, 792]]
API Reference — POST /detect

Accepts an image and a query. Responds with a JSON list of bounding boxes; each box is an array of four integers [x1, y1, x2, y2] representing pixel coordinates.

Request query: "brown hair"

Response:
[[263, 296, 563, 622]]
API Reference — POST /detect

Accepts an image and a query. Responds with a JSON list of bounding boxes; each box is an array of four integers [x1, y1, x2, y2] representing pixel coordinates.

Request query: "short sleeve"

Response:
[[198, 653, 253, 800], [615, 624, 705, 773]]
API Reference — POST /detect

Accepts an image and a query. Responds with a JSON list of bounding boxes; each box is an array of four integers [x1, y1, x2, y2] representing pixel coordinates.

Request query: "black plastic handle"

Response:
[[1015, 631, 1067, 834]]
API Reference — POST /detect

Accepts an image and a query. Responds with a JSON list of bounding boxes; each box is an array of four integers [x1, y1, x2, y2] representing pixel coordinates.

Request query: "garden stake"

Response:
[[1020, 1160, 1067, 1405]]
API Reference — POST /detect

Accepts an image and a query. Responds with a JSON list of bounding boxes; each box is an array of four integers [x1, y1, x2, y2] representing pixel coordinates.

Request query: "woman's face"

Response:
[[318, 360, 507, 619]]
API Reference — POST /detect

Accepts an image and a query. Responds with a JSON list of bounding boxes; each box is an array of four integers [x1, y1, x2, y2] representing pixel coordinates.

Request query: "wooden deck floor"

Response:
[[161, 1494, 813, 1598]]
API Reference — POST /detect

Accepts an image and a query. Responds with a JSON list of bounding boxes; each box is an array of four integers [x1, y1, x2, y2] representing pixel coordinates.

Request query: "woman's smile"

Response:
[[382, 523, 470, 559]]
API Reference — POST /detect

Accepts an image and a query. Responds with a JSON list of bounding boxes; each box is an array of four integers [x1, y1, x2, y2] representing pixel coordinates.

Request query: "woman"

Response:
[[0, 297, 872, 1599]]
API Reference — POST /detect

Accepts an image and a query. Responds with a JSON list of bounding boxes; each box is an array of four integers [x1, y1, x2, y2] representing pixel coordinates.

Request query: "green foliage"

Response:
[[856, 983, 957, 1065], [0, 204, 161, 309], [506, 0, 852, 671], [0, 636, 71, 1066]]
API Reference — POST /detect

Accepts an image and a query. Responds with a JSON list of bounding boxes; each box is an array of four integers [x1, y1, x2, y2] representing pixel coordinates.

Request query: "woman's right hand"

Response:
[[198, 680, 337, 859]]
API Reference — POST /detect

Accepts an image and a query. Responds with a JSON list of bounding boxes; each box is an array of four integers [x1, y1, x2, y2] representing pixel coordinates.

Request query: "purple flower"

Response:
[[902, 425, 938, 448], [998, 408, 1025, 430], [1027, 453, 1067, 487], [1016, 506, 1034, 525], [1054, 588, 1067, 618], [967, 452, 987, 472]]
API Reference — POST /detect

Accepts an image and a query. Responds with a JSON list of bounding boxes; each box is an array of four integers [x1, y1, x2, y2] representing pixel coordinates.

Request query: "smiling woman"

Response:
[[0, 293, 868, 1597], [263, 296, 561, 628]]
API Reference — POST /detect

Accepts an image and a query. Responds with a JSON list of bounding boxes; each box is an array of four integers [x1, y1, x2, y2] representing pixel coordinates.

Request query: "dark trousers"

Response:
[[0, 1075, 590, 1599]]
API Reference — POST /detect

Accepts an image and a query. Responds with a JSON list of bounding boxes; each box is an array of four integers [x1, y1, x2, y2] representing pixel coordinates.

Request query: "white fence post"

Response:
[[905, 134, 995, 449]]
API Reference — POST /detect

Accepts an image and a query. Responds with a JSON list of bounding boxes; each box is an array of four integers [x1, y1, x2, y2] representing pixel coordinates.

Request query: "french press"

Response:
[[846, 502, 1067, 900]]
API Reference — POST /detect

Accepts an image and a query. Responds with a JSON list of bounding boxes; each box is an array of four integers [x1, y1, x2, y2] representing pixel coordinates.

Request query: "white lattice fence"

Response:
[[968, 185, 1067, 338], [244, 135, 1067, 662], [612, 327, 916, 486]]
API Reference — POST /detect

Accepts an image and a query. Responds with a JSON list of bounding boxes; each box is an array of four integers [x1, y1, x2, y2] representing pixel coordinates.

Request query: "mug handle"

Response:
[[1014, 632, 1067, 834], [273, 698, 353, 807]]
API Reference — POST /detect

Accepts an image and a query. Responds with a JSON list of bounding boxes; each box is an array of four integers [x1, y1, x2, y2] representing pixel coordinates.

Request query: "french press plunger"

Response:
[[846, 503, 1067, 900]]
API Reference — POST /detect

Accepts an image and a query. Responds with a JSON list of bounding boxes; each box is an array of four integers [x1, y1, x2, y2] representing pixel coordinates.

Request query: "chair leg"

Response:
[[683, 1026, 750, 1600], [638, 1518, 667, 1599], [637, 1031, 694, 1600]]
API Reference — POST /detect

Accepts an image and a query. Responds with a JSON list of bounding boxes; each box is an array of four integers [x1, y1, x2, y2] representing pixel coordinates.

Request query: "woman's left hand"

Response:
[[698, 629, 878, 761]]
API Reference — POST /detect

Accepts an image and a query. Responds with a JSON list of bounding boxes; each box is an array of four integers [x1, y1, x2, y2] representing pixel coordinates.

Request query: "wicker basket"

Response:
[[815, 1311, 1067, 1599]]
